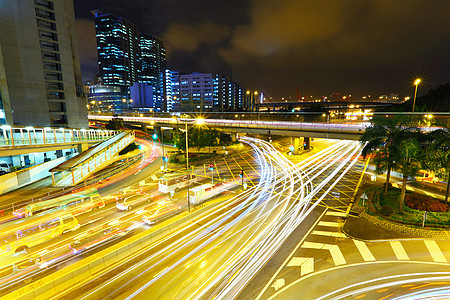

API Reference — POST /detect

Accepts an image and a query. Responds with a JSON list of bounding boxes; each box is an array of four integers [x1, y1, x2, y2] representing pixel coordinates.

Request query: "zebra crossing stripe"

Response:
[[353, 240, 375, 261], [312, 230, 346, 238], [390, 241, 409, 260], [318, 221, 340, 227], [326, 211, 347, 217], [424, 240, 447, 263]]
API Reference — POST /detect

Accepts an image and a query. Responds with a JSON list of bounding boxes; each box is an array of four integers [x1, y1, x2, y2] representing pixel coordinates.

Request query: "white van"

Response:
[[116, 194, 153, 211], [0, 161, 12, 174]]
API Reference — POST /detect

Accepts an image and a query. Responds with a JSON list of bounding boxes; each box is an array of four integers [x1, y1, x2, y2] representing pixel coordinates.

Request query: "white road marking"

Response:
[[287, 257, 315, 276], [424, 240, 447, 263], [326, 211, 347, 217], [353, 240, 375, 261], [312, 230, 346, 238], [302, 242, 346, 266], [323, 244, 346, 266], [318, 221, 340, 227], [302, 241, 325, 249], [271, 279, 285, 291], [390, 240, 409, 260]]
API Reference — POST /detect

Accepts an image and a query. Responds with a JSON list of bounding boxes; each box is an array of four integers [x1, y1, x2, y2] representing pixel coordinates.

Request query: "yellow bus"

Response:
[[0, 209, 78, 256], [13, 188, 104, 218]]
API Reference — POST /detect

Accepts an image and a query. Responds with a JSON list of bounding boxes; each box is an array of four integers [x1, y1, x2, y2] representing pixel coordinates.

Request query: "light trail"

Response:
[[75, 137, 364, 300]]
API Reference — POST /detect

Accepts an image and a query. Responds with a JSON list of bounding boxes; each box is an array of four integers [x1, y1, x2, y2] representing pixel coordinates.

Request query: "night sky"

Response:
[[74, 0, 450, 101]]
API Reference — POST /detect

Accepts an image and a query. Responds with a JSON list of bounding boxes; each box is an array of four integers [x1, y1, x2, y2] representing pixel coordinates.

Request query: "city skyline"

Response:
[[74, 0, 450, 100]]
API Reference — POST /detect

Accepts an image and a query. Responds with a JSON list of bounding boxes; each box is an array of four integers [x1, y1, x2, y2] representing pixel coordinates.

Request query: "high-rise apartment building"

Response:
[[92, 10, 139, 89], [169, 72, 244, 112], [139, 34, 166, 111], [165, 69, 181, 112], [0, 0, 87, 127], [93, 11, 167, 111]]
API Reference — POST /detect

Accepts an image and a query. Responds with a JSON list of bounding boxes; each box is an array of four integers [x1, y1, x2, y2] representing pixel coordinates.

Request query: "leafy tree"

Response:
[[172, 129, 186, 152], [219, 132, 232, 145], [360, 115, 410, 195], [421, 123, 450, 202], [105, 118, 123, 130]]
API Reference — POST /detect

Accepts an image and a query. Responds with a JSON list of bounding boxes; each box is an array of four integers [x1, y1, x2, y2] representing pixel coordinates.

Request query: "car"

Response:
[[116, 193, 152, 211], [0, 251, 45, 287]]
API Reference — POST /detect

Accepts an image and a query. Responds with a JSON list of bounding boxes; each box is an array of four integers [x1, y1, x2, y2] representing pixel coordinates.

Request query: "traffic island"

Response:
[[344, 184, 450, 240]]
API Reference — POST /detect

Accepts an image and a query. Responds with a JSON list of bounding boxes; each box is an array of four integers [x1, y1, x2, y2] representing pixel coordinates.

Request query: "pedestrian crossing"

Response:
[[269, 210, 450, 294]]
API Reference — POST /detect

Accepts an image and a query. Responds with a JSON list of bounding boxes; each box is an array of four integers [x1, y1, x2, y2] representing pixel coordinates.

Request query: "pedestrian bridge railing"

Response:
[[50, 130, 135, 187], [0, 125, 117, 147]]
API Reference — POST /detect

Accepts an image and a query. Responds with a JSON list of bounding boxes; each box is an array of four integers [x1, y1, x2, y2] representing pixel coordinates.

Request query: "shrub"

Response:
[[405, 193, 448, 212], [380, 205, 395, 216]]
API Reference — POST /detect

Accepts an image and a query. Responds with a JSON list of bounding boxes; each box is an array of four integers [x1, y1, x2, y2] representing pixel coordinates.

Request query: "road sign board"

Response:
[[360, 193, 368, 200]]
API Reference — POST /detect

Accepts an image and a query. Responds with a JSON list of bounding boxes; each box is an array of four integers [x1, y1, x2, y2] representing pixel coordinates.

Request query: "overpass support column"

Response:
[[231, 133, 237, 142], [303, 137, 311, 150], [290, 137, 301, 154]]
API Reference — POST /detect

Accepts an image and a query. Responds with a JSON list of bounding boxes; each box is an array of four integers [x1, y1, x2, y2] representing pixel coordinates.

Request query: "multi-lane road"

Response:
[[1, 136, 449, 300]]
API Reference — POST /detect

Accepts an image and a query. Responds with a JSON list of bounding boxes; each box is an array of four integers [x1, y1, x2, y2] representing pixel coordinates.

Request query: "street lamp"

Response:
[[410, 78, 421, 123]]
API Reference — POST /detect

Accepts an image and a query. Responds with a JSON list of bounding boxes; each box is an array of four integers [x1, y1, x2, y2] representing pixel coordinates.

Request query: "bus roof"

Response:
[[24, 188, 99, 211], [0, 208, 73, 236]]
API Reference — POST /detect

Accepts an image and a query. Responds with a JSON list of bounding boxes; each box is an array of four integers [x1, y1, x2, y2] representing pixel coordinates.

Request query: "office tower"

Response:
[[179, 73, 216, 112], [165, 69, 181, 112], [138, 34, 166, 111], [92, 10, 139, 89], [0, 0, 87, 127], [86, 84, 128, 113]]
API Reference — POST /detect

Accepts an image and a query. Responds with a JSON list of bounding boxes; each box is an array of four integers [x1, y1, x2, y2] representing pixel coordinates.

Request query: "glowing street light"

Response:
[[410, 78, 421, 123]]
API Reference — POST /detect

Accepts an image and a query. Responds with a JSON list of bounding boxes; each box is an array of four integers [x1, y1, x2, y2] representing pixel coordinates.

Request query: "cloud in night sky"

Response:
[[74, 0, 450, 99]]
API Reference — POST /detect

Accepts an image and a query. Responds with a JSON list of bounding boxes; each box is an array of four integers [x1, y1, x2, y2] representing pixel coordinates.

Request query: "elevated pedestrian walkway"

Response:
[[0, 125, 117, 156], [50, 130, 135, 187]]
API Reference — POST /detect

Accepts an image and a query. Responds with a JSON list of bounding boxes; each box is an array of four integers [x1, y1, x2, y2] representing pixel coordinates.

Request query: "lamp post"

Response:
[[410, 78, 421, 123], [185, 121, 189, 171]]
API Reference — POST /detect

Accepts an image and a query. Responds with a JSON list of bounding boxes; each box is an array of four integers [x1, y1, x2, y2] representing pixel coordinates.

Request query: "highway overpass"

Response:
[[89, 115, 367, 141]]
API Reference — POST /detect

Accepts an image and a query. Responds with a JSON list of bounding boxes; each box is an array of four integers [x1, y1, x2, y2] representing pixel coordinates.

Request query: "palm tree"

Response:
[[396, 134, 422, 211], [360, 115, 410, 195]]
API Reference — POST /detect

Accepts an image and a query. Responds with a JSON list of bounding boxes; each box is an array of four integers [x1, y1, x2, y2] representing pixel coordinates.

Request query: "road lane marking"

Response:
[[424, 240, 447, 263], [313, 230, 346, 238], [302, 241, 325, 249], [302, 242, 346, 266], [287, 257, 314, 276], [271, 279, 285, 291], [223, 158, 236, 181], [256, 209, 328, 300], [318, 221, 340, 227], [353, 240, 375, 261], [326, 211, 347, 217], [390, 241, 409, 260], [323, 244, 346, 265]]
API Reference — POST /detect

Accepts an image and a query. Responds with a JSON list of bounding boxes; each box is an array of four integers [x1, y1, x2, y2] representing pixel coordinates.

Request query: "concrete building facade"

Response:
[[0, 0, 87, 128]]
